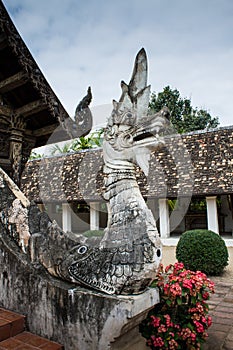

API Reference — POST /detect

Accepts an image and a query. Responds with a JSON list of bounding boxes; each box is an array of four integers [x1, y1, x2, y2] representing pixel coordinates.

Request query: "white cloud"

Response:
[[3, 0, 233, 126]]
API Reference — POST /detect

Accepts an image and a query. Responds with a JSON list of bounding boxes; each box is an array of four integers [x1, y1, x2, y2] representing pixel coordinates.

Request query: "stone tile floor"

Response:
[[203, 274, 233, 350], [0, 308, 63, 350]]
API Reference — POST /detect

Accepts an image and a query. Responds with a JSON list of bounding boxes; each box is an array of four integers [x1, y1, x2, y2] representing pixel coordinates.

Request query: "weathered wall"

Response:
[[0, 229, 157, 350]]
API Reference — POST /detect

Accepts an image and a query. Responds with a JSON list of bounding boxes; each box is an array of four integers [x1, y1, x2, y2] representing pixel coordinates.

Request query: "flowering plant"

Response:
[[139, 262, 215, 350]]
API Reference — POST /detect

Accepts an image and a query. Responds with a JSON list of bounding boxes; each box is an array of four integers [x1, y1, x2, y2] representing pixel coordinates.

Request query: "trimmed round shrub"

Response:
[[176, 229, 228, 275]]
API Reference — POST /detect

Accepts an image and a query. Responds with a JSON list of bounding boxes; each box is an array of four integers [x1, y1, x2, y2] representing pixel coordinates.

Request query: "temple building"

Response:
[[21, 126, 233, 245], [1, 0, 232, 246]]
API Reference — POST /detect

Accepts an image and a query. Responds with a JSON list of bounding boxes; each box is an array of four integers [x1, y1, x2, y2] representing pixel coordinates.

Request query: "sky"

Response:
[[3, 0, 233, 128]]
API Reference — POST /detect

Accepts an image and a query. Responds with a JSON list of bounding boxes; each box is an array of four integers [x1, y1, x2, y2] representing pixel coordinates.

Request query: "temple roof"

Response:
[[0, 0, 72, 144], [21, 126, 233, 202], [0, 1, 71, 180]]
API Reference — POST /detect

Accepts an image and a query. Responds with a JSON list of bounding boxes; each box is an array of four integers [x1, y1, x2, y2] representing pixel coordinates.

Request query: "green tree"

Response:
[[71, 136, 94, 151], [149, 86, 219, 134], [71, 128, 105, 151], [47, 128, 105, 156]]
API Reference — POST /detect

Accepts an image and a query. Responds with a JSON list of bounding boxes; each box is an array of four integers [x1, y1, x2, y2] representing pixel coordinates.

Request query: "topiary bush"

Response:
[[176, 229, 229, 275]]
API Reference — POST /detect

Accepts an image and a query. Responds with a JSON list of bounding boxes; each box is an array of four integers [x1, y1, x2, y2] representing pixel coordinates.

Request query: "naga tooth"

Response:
[[115, 265, 123, 277], [106, 274, 111, 283], [124, 265, 132, 277]]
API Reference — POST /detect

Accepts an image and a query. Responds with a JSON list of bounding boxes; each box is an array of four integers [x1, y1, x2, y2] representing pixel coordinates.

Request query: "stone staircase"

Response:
[[0, 308, 63, 350]]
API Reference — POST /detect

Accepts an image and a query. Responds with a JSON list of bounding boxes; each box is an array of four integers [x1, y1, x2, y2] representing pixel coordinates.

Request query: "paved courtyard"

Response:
[[204, 274, 233, 350]]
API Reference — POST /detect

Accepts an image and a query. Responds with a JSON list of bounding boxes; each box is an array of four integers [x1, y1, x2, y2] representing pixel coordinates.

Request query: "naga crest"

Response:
[[64, 86, 93, 138], [104, 48, 170, 175]]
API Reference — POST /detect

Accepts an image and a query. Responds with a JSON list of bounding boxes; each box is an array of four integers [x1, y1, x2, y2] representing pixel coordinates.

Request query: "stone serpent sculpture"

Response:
[[0, 49, 170, 295]]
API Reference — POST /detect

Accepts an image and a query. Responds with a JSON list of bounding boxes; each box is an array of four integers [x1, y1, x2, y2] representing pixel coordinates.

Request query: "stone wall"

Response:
[[0, 228, 158, 350]]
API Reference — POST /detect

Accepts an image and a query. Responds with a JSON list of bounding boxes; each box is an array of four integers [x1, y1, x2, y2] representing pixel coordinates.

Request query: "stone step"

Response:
[[0, 332, 64, 349], [0, 308, 63, 350], [0, 308, 25, 341]]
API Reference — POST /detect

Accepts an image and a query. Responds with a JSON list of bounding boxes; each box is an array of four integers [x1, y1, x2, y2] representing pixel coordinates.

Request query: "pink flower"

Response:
[[169, 275, 179, 282], [173, 262, 184, 273], [207, 279, 215, 292], [180, 327, 192, 340], [190, 332, 196, 341], [192, 313, 201, 321], [202, 291, 209, 300], [151, 315, 160, 327], [196, 303, 204, 313], [158, 324, 167, 333], [164, 314, 173, 327], [182, 279, 193, 289], [170, 283, 182, 297], [151, 336, 164, 347], [165, 264, 172, 273], [207, 316, 212, 327], [168, 338, 179, 349], [141, 263, 215, 350], [194, 320, 205, 333]]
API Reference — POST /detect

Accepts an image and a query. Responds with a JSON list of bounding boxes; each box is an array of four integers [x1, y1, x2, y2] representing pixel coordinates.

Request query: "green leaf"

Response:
[[177, 297, 182, 305], [191, 296, 196, 304], [187, 322, 194, 331], [182, 290, 186, 297]]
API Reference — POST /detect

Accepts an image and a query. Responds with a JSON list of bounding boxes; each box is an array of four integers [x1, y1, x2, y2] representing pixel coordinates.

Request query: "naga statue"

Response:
[[0, 49, 169, 295]]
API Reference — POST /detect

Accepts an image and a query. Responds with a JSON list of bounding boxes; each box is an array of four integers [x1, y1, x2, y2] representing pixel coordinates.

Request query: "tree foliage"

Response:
[[149, 86, 219, 134], [31, 128, 105, 158], [29, 151, 45, 160], [70, 128, 104, 151], [50, 142, 72, 155]]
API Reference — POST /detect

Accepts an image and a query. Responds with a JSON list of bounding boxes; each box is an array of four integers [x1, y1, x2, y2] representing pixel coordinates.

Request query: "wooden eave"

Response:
[[0, 0, 71, 146]]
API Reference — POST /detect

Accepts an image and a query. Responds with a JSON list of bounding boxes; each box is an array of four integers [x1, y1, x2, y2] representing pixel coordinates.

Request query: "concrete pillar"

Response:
[[159, 198, 170, 238], [90, 202, 100, 231], [206, 196, 219, 234], [62, 203, 72, 232]]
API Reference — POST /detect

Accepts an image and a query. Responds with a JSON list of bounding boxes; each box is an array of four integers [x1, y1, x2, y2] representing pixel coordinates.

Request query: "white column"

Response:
[[90, 202, 100, 231], [206, 196, 219, 234], [62, 203, 72, 232], [159, 198, 170, 238]]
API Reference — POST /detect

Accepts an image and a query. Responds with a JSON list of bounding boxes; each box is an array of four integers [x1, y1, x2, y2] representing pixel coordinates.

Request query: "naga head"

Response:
[[103, 48, 170, 175]]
